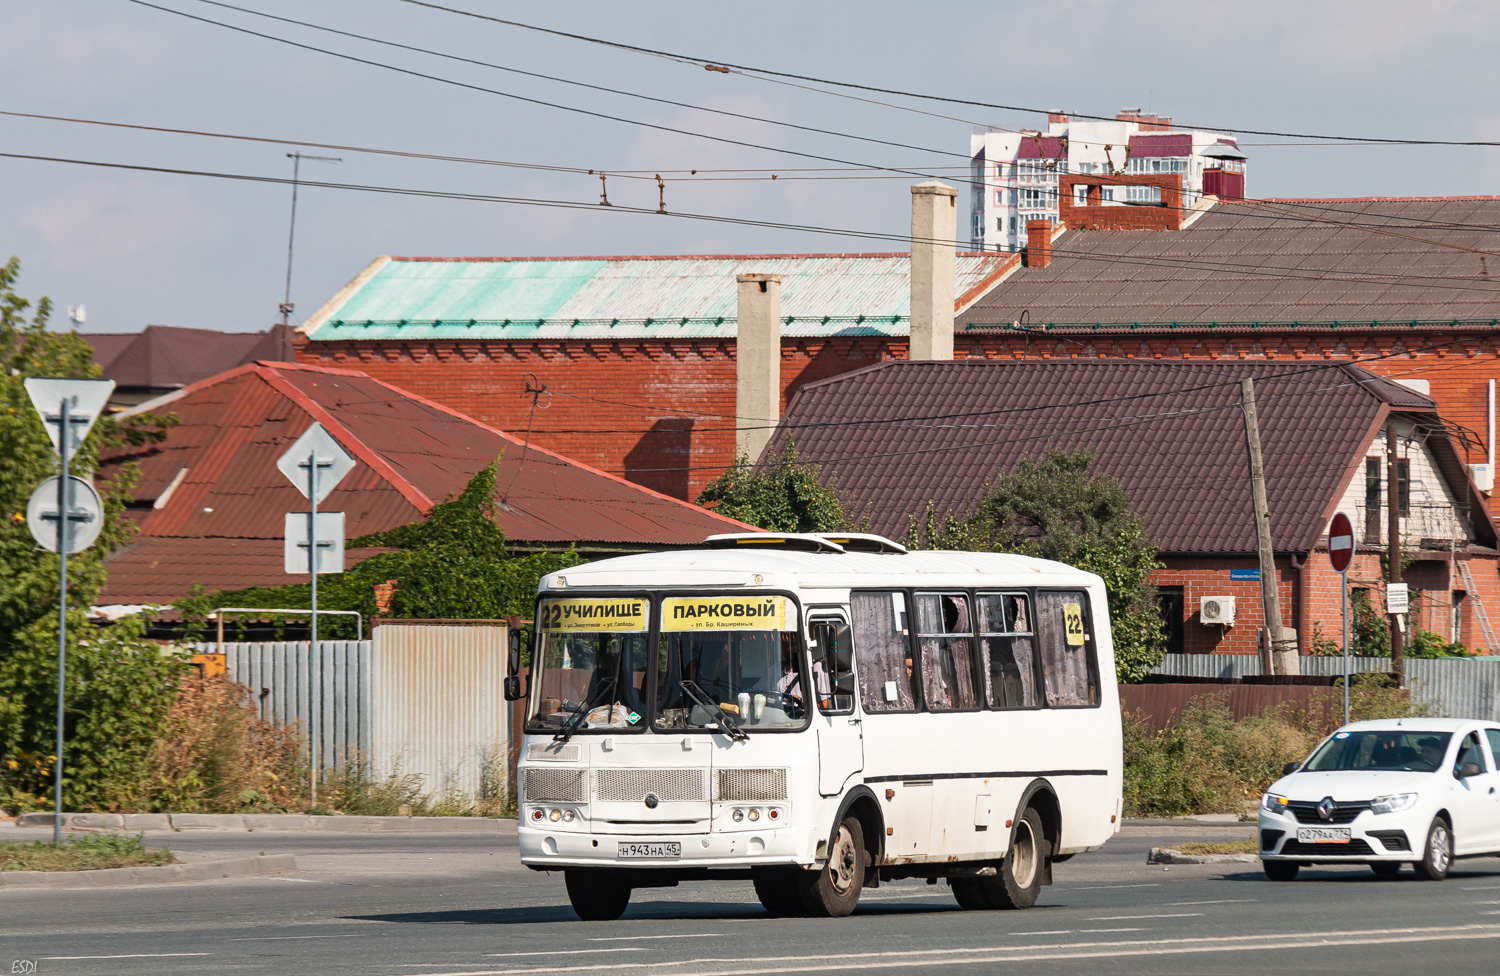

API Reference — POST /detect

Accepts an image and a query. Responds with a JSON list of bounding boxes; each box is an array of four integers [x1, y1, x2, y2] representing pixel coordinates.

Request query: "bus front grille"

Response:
[[524, 768, 585, 803], [595, 769, 706, 803], [715, 768, 787, 802]]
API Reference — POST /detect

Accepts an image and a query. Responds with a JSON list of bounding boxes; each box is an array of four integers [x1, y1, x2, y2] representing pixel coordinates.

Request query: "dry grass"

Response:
[[1174, 839, 1259, 856], [0, 834, 176, 872], [135, 672, 308, 813]]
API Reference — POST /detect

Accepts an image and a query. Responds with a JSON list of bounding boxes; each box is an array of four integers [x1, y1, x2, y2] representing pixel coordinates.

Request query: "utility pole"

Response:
[[280, 152, 341, 326], [1240, 378, 1294, 674], [1387, 422, 1406, 685]]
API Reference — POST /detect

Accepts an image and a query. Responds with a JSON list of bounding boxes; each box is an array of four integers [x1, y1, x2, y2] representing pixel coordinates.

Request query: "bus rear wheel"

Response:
[[564, 869, 632, 921], [951, 806, 1046, 910], [797, 816, 865, 917]]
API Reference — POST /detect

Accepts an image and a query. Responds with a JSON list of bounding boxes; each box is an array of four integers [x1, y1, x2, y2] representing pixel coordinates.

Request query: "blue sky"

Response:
[[4, 0, 1499, 333]]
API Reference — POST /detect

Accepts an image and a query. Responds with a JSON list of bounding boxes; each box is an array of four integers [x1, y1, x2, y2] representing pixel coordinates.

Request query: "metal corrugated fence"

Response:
[[371, 623, 510, 804], [198, 641, 372, 767], [1151, 654, 1500, 721]]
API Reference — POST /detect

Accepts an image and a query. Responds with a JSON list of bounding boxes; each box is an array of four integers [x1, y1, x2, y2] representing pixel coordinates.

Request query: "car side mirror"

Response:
[[1282, 761, 1302, 777], [1457, 761, 1483, 779], [832, 674, 856, 696]]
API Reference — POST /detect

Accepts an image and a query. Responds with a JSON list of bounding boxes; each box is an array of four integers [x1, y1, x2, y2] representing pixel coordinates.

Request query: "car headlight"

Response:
[[1261, 793, 1290, 814], [1370, 793, 1418, 815]]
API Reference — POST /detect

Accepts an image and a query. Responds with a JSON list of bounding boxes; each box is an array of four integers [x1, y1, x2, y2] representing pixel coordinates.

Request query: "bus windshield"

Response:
[[654, 595, 807, 732], [528, 597, 650, 734]]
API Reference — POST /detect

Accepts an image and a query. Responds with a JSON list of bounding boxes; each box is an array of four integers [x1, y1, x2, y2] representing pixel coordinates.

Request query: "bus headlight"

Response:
[[562, 809, 576, 822], [530, 807, 545, 822], [748, 808, 761, 822], [548, 808, 563, 822], [732, 808, 745, 822]]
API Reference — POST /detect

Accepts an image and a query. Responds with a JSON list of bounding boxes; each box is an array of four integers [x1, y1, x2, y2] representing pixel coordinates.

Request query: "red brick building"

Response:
[[767, 359, 1500, 658], [294, 252, 1016, 501]]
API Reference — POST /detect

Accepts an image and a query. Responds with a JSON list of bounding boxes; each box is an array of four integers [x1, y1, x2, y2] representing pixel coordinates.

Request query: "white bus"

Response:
[[509, 533, 1123, 920]]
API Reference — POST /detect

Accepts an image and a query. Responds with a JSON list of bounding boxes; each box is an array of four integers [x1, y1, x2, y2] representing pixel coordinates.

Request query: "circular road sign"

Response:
[[26, 476, 105, 555], [1328, 512, 1354, 574]]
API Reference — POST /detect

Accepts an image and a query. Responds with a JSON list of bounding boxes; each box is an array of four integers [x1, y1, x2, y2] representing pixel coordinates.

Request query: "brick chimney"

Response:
[[373, 579, 399, 616], [909, 181, 957, 361], [1024, 220, 1053, 268], [1047, 110, 1069, 127], [1116, 107, 1172, 131], [735, 273, 782, 462]]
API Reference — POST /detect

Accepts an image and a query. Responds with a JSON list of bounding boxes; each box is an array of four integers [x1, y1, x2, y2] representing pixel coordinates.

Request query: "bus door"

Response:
[[808, 612, 863, 796]]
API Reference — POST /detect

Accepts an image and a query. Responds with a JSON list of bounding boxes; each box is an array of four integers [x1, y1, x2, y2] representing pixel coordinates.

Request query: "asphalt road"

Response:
[[4, 824, 1500, 976]]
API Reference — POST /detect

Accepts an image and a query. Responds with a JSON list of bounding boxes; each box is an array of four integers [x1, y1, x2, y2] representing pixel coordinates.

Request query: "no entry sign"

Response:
[[1329, 512, 1354, 574]]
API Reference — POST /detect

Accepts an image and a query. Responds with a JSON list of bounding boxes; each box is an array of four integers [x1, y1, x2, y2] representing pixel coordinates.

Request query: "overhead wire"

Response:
[[392, 0, 1500, 147]]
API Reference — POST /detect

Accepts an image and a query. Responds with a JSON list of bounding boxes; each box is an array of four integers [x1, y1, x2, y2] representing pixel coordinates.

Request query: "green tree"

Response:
[[695, 438, 851, 532], [0, 256, 184, 813], [177, 461, 582, 637], [904, 450, 1167, 683]]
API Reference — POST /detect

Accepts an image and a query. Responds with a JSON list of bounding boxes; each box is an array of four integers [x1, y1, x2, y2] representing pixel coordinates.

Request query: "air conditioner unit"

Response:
[[1470, 463, 1494, 493], [1200, 596, 1236, 626]]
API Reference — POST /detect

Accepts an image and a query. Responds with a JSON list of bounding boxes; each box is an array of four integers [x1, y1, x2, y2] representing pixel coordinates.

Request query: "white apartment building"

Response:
[[969, 109, 1246, 251]]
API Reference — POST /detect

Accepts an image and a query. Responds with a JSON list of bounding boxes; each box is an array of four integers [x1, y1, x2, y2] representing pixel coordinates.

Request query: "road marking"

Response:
[[588, 934, 724, 942], [1087, 913, 1203, 921], [42, 953, 210, 961], [230, 934, 363, 941], [383, 923, 1500, 976], [1011, 931, 1073, 937], [1164, 899, 1256, 906], [488, 950, 648, 958], [1062, 882, 1161, 890], [858, 889, 954, 900], [1080, 928, 1144, 933], [265, 876, 319, 883]]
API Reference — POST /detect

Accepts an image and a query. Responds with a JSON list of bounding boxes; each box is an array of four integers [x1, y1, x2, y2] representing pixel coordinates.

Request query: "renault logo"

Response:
[[644, 793, 660, 809], [1317, 797, 1337, 821]]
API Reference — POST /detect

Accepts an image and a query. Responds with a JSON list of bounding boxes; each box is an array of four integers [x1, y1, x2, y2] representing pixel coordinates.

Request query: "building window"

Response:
[[1008, 216, 1017, 233], [1364, 458, 1382, 543], [1156, 586, 1185, 655], [1454, 591, 1465, 644], [995, 190, 1006, 206], [1396, 459, 1410, 515]]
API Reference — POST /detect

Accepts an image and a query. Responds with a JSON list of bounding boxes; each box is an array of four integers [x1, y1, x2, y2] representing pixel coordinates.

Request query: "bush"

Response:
[[1123, 675, 1420, 818]]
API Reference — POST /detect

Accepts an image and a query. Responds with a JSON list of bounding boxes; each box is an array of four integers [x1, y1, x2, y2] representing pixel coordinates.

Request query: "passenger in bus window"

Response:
[[916, 594, 977, 711], [979, 593, 1038, 709]]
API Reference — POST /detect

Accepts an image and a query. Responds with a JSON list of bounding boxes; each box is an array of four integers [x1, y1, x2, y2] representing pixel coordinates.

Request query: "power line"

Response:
[[393, 0, 1500, 148], [13, 147, 1500, 301], [122, 0, 965, 182]]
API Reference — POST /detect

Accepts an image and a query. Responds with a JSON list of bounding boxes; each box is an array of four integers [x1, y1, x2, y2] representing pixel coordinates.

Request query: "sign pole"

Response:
[[307, 446, 320, 807], [53, 399, 70, 847], [1342, 567, 1350, 726]]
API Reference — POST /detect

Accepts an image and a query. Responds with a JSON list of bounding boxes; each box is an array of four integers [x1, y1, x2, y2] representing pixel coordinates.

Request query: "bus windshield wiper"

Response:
[[679, 679, 748, 741], [554, 677, 617, 743]]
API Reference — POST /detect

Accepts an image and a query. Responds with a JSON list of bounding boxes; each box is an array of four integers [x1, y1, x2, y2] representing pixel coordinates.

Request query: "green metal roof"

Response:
[[302, 254, 1014, 342]]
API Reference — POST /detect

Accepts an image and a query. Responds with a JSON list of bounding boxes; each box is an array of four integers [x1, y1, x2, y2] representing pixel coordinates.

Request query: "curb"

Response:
[[0, 854, 296, 888], [14, 813, 519, 834], [1123, 815, 1252, 827], [1148, 846, 1261, 865]]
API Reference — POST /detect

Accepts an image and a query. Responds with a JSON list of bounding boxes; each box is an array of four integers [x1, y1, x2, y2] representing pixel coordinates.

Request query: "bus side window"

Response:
[[810, 619, 855, 715], [914, 593, 978, 711], [851, 591, 917, 712], [1036, 590, 1101, 708], [977, 592, 1039, 709]]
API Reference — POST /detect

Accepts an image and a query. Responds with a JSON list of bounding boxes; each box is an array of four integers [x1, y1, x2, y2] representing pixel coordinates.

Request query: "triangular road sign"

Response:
[[24, 378, 116, 455]]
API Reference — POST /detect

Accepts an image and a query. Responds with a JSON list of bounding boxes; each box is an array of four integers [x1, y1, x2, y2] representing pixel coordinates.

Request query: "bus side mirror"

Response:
[[505, 630, 526, 702]]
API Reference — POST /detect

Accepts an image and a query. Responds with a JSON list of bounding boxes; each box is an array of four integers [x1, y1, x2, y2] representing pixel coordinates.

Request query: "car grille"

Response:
[[594, 768, 706, 803], [1286, 800, 1371, 824], [524, 768, 585, 803], [1278, 839, 1376, 857], [715, 768, 787, 802]]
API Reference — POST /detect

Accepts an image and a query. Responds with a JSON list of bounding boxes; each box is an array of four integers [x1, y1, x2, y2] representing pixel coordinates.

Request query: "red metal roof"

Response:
[[769, 359, 1488, 556], [99, 362, 755, 603], [96, 538, 391, 606], [1016, 137, 1067, 160]]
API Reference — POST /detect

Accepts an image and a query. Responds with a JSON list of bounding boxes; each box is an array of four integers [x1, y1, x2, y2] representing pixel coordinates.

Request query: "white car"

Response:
[[1259, 717, 1500, 881]]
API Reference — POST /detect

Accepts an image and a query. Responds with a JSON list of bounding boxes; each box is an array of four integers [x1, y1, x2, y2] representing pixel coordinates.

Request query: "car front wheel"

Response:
[[1413, 817, 1452, 881], [1263, 860, 1299, 881]]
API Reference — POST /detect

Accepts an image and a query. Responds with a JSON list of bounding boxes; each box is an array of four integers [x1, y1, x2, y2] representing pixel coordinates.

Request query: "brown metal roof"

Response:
[[83, 325, 294, 390], [770, 359, 1486, 556], [99, 362, 754, 603], [962, 198, 1500, 329]]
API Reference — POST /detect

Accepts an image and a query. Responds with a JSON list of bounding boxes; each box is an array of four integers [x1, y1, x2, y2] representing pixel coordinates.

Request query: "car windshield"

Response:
[[1304, 730, 1453, 772], [527, 597, 650, 734], [654, 595, 806, 732]]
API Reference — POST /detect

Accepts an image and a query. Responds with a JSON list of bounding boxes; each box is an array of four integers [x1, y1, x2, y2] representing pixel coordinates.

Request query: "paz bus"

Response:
[[508, 533, 1123, 919]]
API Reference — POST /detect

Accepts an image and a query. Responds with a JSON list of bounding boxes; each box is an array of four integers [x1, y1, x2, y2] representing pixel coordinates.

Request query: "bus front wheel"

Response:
[[564, 869, 632, 921], [797, 816, 866, 917]]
